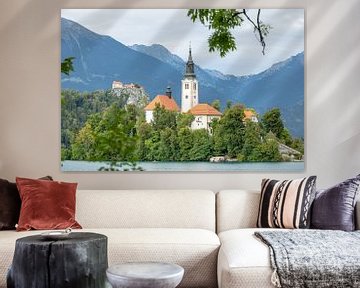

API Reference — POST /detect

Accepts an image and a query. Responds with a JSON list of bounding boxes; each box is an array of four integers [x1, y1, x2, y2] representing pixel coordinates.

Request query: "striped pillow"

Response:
[[257, 176, 317, 229]]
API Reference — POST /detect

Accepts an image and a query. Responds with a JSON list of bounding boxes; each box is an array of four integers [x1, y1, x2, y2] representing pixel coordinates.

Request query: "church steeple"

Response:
[[181, 42, 199, 112], [184, 44, 196, 78]]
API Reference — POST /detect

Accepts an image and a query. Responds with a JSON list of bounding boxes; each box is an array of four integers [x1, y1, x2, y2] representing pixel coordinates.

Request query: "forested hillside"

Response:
[[61, 89, 304, 170]]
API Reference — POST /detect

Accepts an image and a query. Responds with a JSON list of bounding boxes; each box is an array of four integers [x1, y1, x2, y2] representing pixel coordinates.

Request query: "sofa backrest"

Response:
[[216, 190, 260, 233], [76, 190, 216, 231], [217, 190, 360, 232]]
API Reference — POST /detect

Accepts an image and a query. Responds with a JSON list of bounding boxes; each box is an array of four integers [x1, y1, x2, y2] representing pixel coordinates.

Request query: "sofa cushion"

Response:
[[0, 228, 220, 288], [311, 174, 360, 231], [257, 177, 317, 229], [16, 177, 82, 231], [0, 179, 20, 230], [76, 190, 216, 231], [217, 228, 277, 288], [0, 176, 53, 230]]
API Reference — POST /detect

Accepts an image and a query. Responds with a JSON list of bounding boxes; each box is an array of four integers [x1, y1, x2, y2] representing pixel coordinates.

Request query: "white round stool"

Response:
[[106, 262, 184, 288]]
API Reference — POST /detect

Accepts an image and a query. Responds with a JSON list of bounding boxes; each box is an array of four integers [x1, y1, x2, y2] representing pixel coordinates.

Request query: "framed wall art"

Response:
[[61, 9, 304, 171]]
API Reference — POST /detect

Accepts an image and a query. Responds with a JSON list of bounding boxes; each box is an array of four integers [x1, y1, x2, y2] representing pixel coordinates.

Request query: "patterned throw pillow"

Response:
[[257, 176, 317, 229]]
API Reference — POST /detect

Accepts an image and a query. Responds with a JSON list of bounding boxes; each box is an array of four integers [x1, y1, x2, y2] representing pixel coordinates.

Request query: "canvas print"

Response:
[[61, 9, 304, 171]]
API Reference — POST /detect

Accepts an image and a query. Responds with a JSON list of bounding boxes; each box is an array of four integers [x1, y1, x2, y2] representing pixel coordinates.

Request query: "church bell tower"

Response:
[[181, 44, 198, 112]]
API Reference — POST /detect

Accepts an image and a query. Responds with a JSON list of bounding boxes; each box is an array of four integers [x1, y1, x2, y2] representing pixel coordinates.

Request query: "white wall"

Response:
[[0, 0, 359, 190], [191, 115, 207, 130]]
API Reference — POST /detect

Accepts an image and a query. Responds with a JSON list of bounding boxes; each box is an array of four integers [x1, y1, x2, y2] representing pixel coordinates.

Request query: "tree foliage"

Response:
[[61, 89, 136, 160], [211, 99, 221, 111], [71, 105, 140, 170], [61, 57, 75, 75], [241, 121, 262, 161], [252, 138, 282, 162], [261, 108, 284, 139], [62, 90, 304, 167], [190, 129, 212, 161], [152, 104, 177, 131], [215, 104, 246, 158], [177, 113, 194, 129], [187, 9, 271, 57]]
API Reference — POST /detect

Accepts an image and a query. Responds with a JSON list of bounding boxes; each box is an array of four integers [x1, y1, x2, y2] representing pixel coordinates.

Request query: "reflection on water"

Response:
[[61, 160, 304, 172]]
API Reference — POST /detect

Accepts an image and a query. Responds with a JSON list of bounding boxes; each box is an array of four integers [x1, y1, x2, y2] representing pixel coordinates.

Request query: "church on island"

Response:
[[114, 46, 259, 132], [144, 46, 223, 133]]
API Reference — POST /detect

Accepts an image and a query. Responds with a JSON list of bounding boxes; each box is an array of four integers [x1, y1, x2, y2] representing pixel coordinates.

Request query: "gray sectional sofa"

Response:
[[0, 189, 359, 288]]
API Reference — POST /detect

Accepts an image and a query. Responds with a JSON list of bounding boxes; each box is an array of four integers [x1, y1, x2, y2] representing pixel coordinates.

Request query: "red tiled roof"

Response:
[[188, 104, 222, 116], [244, 109, 256, 120], [144, 95, 180, 112]]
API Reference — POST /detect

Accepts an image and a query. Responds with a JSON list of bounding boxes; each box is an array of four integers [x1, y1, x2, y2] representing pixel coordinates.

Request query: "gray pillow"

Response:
[[311, 174, 360, 231]]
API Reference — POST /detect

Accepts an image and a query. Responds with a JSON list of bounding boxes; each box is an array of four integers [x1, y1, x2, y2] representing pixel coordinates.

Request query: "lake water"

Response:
[[61, 160, 304, 172]]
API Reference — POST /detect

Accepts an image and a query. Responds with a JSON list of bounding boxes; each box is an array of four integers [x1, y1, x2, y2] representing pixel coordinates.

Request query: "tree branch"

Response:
[[242, 9, 266, 55], [257, 9, 266, 55]]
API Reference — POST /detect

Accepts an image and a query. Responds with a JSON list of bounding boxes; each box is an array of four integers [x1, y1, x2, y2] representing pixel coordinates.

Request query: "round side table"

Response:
[[106, 262, 184, 288]]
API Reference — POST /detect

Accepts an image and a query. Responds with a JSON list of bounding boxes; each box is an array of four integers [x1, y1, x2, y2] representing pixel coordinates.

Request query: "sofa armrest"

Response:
[[356, 200, 360, 230]]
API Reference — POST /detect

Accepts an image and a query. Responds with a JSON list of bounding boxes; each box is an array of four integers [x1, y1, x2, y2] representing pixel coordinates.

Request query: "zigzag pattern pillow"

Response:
[[257, 176, 317, 229]]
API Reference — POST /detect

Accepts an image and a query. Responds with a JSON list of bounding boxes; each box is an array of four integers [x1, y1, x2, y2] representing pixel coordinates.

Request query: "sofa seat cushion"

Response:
[[218, 228, 282, 288], [0, 228, 219, 288]]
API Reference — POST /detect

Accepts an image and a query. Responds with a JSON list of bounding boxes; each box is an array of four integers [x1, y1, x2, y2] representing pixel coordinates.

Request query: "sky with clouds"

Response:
[[61, 9, 304, 76]]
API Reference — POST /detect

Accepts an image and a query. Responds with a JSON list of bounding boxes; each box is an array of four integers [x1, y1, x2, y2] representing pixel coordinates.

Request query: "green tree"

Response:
[[61, 57, 75, 75], [94, 105, 138, 163], [226, 100, 232, 110], [71, 114, 101, 161], [61, 128, 75, 157], [158, 128, 178, 161], [280, 128, 293, 146], [189, 129, 212, 161], [187, 9, 271, 56], [61, 88, 144, 155], [291, 138, 304, 155], [178, 128, 194, 161], [61, 146, 72, 161], [261, 108, 284, 139], [125, 104, 139, 123], [71, 105, 141, 170], [176, 113, 194, 129], [211, 99, 221, 111], [144, 131, 162, 161], [241, 121, 262, 161], [71, 122, 96, 161], [136, 122, 153, 160], [152, 104, 177, 131], [252, 138, 282, 162], [212, 119, 227, 156], [216, 104, 246, 158]]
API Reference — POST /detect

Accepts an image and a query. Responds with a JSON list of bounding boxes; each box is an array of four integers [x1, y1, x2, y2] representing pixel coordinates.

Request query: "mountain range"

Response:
[[61, 18, 304, 137]]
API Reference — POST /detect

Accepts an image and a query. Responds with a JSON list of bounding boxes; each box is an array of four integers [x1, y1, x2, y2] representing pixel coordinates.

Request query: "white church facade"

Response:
[[144, 46, 222, 132], [188, 104, 222, 132]]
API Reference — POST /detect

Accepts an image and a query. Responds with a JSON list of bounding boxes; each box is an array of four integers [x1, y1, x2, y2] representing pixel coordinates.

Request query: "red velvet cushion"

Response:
[[16, 177, 82, 231]]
